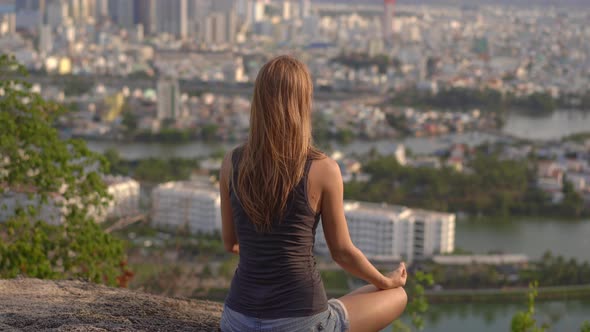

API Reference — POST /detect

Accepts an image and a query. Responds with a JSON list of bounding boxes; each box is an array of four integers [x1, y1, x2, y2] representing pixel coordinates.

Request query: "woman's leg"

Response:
[[338, 286, 407, 332]]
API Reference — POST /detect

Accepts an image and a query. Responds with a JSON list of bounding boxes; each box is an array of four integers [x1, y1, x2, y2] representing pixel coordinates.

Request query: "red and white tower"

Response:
[[383, 0, 396, 44]]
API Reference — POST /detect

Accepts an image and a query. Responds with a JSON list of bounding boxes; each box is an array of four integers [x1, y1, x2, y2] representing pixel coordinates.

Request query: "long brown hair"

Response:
[[235, 55, 324, 232]]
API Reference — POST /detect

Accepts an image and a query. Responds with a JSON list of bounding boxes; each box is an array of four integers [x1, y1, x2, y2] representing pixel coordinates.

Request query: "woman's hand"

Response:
[[386, 262, 407, 288]]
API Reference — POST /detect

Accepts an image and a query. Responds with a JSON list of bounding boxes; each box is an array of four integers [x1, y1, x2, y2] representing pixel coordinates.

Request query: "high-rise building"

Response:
[[157, 78, 181, 120], [299, 0, 309, 19], [134, 0, 156, 34], [38, 24, 53, 54], [383, 0, 395, 44], [95, 0, 108, 20], [0, 2, 16, 36], [115, 0, 134, 28], [187, 0, 212, 41], [314, 201, 455, 263], [204, 12, 226, 45], [211, 0, 236, 44], [252, 0, 264, 23], [16, 0, 37, 12], [156, 0, 188, 39], [46, 0, 68, 28], [282, 0, 291, 20]]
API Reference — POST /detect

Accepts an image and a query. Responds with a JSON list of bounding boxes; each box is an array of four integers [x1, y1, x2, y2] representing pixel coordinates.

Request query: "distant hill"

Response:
[[314, 0, 590, 8]]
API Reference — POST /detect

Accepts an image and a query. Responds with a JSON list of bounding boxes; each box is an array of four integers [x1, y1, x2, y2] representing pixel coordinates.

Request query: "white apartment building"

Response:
[[102, 176, 140, 220], [0, 190, 65, 225], [315, 201, 455, 262], [151, 181, 221, 234], [0, 176, 140, 224]]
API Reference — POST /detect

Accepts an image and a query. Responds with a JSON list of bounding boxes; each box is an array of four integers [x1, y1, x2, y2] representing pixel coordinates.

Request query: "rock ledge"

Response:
[[0, 278, 222, 331]]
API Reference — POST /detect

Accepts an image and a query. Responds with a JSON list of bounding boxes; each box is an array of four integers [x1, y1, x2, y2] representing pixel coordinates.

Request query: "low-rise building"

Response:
[[432, 254, 529, 266], [102, 176, 140, 219], [314, 201, 455, 263], [1, 177, 140, 224], [151, 181, 221, 234]]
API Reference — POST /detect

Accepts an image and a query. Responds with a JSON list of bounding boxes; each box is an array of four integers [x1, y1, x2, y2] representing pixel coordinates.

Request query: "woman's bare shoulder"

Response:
[[310, 155, 342, 184]]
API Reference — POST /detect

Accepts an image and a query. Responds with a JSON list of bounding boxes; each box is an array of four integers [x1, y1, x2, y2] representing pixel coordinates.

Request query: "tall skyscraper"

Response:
[[299, 0, 309, 19], [95, 0, 108, 20], [16, 0, 40, 12], [115, 0, 134, 28], [39, 24, 53, 53], [252, 0, 264, 23], [157, 78, 181, 120], [282, 0, 291, 20], [211, 0, 237, 45], [204, 12, 226, 45], [156, 0, 188, 39], [383, 0, 395, 44], [46, 0, 68, 28], [0, 2, 16, 36], [134, 0, 156, 34]]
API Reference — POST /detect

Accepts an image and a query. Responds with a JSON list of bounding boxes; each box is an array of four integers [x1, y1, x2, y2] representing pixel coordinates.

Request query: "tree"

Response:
[[0, 54, 127, 286], [122, 108, 138, 134], [510, 281, 547, 332], [392, 271, 434, 332]]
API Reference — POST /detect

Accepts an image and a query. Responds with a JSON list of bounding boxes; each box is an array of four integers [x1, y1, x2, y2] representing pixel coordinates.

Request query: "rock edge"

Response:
[[0, 278, 222, 331]]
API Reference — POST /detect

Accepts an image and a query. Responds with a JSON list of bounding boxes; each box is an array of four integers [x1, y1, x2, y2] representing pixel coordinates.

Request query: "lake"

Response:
[[502, 109, 590, 141], [456, 218, 590, 262], [387, 299, 590, 332]]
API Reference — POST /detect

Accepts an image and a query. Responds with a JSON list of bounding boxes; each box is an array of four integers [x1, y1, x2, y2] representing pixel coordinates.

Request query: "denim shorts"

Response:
[[220, 299, 350, 332]]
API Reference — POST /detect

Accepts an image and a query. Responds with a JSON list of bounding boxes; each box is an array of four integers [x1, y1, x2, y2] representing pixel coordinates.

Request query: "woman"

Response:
[[219, 55, 408, 332]]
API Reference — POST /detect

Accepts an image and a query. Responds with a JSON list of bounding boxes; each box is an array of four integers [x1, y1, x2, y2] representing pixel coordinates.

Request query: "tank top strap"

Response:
[[230, 146, 245, 192]]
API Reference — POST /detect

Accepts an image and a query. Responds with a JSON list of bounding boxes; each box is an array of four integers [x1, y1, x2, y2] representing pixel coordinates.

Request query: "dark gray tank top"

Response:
[[224, 147, 328, 319]]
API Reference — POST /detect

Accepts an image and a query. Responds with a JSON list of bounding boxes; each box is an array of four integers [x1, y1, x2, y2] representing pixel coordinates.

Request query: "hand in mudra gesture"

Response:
[[387, 262, 408, 288]]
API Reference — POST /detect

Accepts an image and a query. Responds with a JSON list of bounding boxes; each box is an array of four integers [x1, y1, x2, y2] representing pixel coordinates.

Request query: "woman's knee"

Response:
[[398, 287, 408, 306]]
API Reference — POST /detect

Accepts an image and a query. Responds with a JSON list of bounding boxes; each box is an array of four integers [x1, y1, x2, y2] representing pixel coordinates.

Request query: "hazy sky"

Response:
[[315, 0, 590, 7]]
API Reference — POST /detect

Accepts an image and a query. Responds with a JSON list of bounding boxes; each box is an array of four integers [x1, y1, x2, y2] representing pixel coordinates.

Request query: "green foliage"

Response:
[[219, 255, 238, 279], [510, 281, 547, 332], [346, 153, 588, 218], [393, 272, 434, 332], [0, 54, 126, 286], [560, 179, 585, 218], [332, 52, 394, 74], [103, 149, 199, 183], [391, 87, 559, 114], [407, 272, 435, 330], [122, 109, 138, 133], [531, 251, 590, 286], [581, 321, 590, 332], [320, 270, 349, 290], [62, 76, 94, 97]]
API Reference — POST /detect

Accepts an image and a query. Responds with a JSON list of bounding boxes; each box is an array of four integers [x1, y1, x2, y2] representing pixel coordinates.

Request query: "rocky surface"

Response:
[[0, 278, 222, 331]]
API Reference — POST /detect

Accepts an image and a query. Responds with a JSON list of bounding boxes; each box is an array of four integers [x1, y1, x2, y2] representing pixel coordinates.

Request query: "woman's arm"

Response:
[[220, 151, 239, 255], [319, 158, 401, 290]]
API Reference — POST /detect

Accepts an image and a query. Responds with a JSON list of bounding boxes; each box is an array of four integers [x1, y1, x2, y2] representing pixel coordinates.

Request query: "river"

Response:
[[387, 300, 590, 332], [85, 109, 590, 159], [502, 109, 590, 141], [456, 218, 590, 262], [85, 131, 500, 159]]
